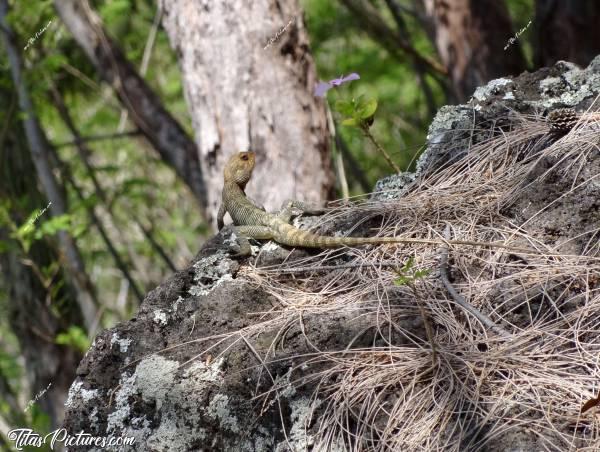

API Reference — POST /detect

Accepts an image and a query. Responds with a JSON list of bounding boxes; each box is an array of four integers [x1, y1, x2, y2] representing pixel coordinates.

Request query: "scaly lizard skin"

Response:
[[217, 151, 528, 253], [217, 151, 407, 250]]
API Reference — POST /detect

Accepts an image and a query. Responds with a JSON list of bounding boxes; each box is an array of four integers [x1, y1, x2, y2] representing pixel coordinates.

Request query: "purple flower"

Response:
[[314, 73, 360, 97]]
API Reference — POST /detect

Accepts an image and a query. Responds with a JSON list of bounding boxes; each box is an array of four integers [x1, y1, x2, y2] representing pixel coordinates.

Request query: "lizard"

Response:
[[217, 151, 530, 254]]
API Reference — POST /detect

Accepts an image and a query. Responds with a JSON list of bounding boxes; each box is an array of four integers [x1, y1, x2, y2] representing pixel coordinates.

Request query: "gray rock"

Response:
[[62, 57, 600, 451], [374, 55, 600, 198]]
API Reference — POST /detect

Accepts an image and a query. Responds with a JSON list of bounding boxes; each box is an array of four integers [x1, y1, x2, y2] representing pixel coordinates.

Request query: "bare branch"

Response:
[[440, 225, 511, 337]]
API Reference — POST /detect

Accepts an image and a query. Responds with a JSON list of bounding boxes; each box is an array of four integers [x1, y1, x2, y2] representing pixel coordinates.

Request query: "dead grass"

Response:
[[176, 109, 600, 450]]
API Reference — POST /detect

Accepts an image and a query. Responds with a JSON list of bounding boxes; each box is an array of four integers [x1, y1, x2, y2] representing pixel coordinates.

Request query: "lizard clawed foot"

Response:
[[219, 225, 253, 257]]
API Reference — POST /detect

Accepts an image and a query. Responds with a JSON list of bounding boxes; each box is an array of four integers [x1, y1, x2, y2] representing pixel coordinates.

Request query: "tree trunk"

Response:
[[534, 0, 600, 68], [159, 0, 334, 227], [423, 0, 527, 101]]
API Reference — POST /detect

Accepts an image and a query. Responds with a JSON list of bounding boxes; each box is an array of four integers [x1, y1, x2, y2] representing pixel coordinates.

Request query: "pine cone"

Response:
[[547, 108, 579, 132]]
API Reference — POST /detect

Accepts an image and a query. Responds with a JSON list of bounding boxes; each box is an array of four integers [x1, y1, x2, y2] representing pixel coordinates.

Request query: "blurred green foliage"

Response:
[[1, 1, 203, 438]]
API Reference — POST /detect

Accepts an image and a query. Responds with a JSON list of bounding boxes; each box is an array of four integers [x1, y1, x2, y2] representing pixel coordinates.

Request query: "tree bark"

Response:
[[159, 0, 334, 227], [53, 0, 209, 218], [534, 0, 600, 68], [423, 0, 528, 101]]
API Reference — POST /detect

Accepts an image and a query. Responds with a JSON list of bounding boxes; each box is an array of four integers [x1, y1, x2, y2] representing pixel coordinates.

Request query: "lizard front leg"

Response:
[[278, 200, 325, 223], [217, 203, 226, 230], [219, 225, 272, 256]]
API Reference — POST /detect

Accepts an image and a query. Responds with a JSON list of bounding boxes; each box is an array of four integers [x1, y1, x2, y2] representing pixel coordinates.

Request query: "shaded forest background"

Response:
[[0, 0, 599, 443]]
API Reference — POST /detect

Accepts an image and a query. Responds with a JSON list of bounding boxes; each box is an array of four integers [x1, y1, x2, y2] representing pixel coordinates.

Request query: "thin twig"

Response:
[[440, 226, 511, 337], [327, 106, 349, 199], [361, 125, 402, 174], [335, 130, 372, 192], [407, 281, 437, 365]]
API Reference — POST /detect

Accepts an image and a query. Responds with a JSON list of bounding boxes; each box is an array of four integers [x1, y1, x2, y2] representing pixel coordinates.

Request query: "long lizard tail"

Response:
[[274, 223, 526, 252], [305, 234, 404, 248], [275, 223, 422, 248]]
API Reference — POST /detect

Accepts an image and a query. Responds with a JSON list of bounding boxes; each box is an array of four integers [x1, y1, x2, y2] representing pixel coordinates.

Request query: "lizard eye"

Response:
[[240, 154, 249, 161]]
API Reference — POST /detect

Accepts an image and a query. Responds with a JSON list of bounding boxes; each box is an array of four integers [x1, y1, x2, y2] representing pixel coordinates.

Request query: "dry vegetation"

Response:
[[182, 109, 600, 450]]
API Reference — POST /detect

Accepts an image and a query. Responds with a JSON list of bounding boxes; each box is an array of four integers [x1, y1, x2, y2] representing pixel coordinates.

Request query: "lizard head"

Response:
[[224, 151, 256, 188]]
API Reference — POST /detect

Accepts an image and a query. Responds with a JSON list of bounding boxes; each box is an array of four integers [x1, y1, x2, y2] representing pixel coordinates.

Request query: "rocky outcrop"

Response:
[[63, 57, 600, 451]]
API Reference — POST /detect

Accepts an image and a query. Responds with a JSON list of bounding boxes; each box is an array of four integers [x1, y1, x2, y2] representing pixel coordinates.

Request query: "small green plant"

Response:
[[314, 72, 401, 174], [335, 95, 401, 174], [335, 95, 378, 128], [394, 257, 436, 364], [393, 256, 430, 286], [4, 202, 71, 254]]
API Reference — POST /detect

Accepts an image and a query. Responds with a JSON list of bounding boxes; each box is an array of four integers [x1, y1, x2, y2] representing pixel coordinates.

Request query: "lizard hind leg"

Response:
[[226, 225, 275, 257], [233, 225, 275, 240]]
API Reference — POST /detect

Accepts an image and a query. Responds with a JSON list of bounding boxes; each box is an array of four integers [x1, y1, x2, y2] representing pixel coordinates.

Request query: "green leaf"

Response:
[[357, 98, 378, 119], [72, 221, 90, 240], [33, 214, 72, 240], [12, 205, 53, 250], [414, 269, 430, 279], [341, 117, 360, 127], [334, 99, 354, 116], [394, 276, 409, 286], [41, 53, 68, 72], [71, 193, 98, 211], [99, 0, 131, 23], [401, 257, 415, 272], [352, 94, 365, 107], [17, 222, 35, 237]]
